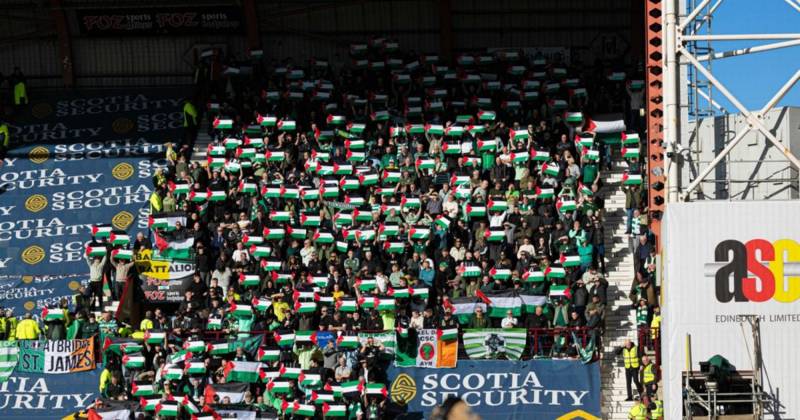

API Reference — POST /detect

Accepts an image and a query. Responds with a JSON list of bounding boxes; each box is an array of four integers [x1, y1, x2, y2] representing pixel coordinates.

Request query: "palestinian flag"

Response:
[[579, 183, 594, 196], [42, 307, 66, 321], [250, 245, 272, 257], [347, 123, 365, 134], [364, 383, 388, 398], [584, 115, 626, 134], [415, 158, 435, 170], [183, 340, 206, 353], [406, 124, 425, 134], [294, 301, 318, 313], [242, 235, 263, 246], [545, 266, 566, 279], [277, 120, 296, 131], [520, 293, 547, 313], [153, 232, 193, 259], [582, 148, 600, 161], [576, 133, 595, 148], [292, 402, 316, 417], [252, 297, 272, 312], [484, 229, 505, 242], [239, 274, 260, 288], [205, 383, 249, 403], [477, 139, 497, 152], [445, 126, 465, 137], [184, 361, 206, 375], [143, 330, 166, 344], [522, 269, 545, 283], [85, 245, 107, 258], [458, 264, 482, 277], [478, 290, 523, 317], [559, 253, 581, 267], [213, 118, 233, 130], [148, 213, 186, 231], [336, 334, 360, 349], [622, 147, 640, 159], [509, 129, 528, 141], [258, 115, 277, 127], [131, 382, 157, 397], [487, 199, 508, 212], [463, 328, 527, 359], [92, 225, 113, 239], [223, 137, 242, 150], [336, 299, 358, 313], [327, 115, 346, 125], [244, 136, 264, 148], [313, 230, 334, 244], [139, 397, 160, 411], [425, 124, 444, 135], [383, 242, 405, 253], [608, 71, 626, 81], [434, 215, 451, 230], [510, 151, 529, 163], [236, 147, 256, 160], [556, 199, 577, 213], [123, 353, 145, 369], [333, 380, 363, 397], [207, 318, 222, 330], [447, 297, 487, 324], [465, 204, 486, 218], [271, 272, 292, 284], [319, 184, 340, 198], [322, 403, 347, 417], [267, 380, 292, 395], [260, 259, 282, 271], [264, 150, 285, 162], [168, 181, 190, 195], [409, 227, 430, 240], [273, 332, 295, 347], [550, 285, 571, 299], [355, 278, 377, 292], [263, 228, 286, 240], [300, 214, 321, 227], [299, 371, 323, 387], [374, 298, 396, 311], [489, 267, 511, 280], [162, 365, 184, 381], [542, 162, 560, 177], [442, 141, 462, 155], [382, 170, 400, 184], [207, 342, 233, 355], [622, 172, 643, 185], [181, 395, 200, 415], [224, 361, 263, 383], [258, 347, 281, 362], [312, 390, 335, 404], [535, 187, 554, 199], [359, 173, 378, 186], [206, 144, 226, 157], [207, 156, 225, 169], [238, 181, 257, 194], [346, 150, 366, 163], [622, 132, 640, 145], [438, 328, 458, 342], [339, 177, 360, 191], [307, 275, 329, 288], [370, 110, 389, 121], [279, 365, 302, 379], [401, 196, 421, 208], [223, 160, 241, 173], [451, 175, 470, 186]]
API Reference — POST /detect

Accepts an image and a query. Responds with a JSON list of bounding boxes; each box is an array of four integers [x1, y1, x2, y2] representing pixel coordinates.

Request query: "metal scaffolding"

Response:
[[662, 0, 800, 202]]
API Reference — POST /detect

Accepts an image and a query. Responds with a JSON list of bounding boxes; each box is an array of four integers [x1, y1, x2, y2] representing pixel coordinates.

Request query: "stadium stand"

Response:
[[0, 36, 660, 419]]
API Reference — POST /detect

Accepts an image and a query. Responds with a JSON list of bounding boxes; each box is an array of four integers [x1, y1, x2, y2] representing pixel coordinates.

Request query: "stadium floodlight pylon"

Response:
[[662, 0, 800, 202]]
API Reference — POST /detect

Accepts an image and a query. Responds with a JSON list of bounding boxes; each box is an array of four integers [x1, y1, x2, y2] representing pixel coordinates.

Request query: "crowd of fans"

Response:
[[9, 39, 656, 418]]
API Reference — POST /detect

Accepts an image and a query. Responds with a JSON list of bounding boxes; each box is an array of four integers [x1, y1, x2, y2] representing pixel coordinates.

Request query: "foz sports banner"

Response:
[[0, 89, 186, 315], [387, 360, 601, 419]]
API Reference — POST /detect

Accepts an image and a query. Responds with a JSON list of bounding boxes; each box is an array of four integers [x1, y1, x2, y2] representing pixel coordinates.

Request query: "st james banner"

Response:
[[387, 360, 601, 420], [0, 88, 185, 314], [16, 339, 96, 374]]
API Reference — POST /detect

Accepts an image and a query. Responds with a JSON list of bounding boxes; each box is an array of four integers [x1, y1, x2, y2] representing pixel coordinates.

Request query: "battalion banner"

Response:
[[387, 360, 601, 419], [17, 340, 96, 374], [0, 89, 184, 315], [0, 366, 101, 417]]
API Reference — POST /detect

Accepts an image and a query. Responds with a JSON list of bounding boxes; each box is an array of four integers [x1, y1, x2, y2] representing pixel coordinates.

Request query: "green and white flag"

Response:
[[224, 361, 263, 383], [462, 329, 527, 360], [622, 172, 643, 185], [358, 331, 396, 354], [0, 342, 19, 382]]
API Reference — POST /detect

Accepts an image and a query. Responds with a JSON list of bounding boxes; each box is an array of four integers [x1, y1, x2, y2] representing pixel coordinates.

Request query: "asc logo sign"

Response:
[[710, 239, 800, 303]]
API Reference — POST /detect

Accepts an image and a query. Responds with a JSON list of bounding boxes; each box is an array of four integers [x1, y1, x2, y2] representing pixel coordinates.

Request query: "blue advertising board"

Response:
[[0, 366, 102, 418], [0, 89, 186, 314], [387, 360, 601, 420]]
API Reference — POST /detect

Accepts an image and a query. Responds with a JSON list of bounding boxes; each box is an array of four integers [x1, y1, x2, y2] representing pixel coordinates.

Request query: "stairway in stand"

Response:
[[599, 162, 639, 420]]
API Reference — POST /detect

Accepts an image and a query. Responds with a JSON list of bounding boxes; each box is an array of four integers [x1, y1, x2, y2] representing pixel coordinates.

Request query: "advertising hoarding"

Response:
[[662, 201, 800, 419]]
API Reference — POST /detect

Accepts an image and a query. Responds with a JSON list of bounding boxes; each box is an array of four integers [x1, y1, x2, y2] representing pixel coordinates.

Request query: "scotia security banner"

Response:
[[387, 360, 601, 420], [0, 366, 101, 418], [0, 89, 186, 314]]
